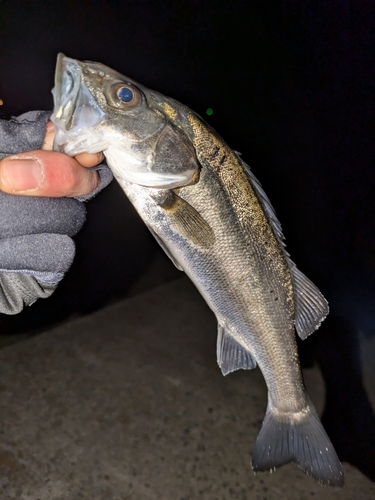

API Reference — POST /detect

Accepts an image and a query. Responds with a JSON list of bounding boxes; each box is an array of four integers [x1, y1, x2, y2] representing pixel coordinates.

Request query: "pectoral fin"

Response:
[[155, 190, 215, 249], [217, 323, 257, 376]]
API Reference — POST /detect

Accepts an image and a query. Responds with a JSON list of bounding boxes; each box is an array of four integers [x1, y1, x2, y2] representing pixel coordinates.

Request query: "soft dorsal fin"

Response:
[[235, 152, 329, 338], [217, 324, 257, 376], [290, 265, 329, 339]]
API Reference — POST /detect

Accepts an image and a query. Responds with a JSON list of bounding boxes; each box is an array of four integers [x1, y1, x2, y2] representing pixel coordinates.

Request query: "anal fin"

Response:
[[217, 324, 257, 376]]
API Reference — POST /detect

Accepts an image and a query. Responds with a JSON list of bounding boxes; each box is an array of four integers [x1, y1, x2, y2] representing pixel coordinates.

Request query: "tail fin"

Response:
[[252, 401, 344, 487]]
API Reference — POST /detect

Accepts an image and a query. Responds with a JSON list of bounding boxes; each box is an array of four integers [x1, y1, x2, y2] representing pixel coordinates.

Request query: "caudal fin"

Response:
[[252, 402, 344, 487]]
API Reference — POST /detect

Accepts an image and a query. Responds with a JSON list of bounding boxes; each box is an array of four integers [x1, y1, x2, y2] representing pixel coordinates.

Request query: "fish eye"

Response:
[[106, 82, 141, 110], [117, 87, 133, 103]]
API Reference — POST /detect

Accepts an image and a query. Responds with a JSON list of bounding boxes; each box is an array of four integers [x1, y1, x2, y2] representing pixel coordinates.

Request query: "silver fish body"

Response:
[[51, 54, 344, 487]]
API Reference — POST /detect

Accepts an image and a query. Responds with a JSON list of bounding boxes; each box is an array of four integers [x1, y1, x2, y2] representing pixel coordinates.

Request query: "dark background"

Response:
[[0, 0, 374, 482]]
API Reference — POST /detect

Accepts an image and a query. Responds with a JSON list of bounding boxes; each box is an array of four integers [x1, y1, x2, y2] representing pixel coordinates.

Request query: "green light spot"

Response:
[[206, 108, 213, 116]]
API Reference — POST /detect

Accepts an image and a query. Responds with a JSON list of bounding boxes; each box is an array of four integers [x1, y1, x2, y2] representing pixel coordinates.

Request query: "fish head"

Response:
[[51, 53, 199, 188]]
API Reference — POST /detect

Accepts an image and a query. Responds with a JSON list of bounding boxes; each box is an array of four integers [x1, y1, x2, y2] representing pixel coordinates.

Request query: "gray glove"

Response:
[[0, 111, 112, 314]]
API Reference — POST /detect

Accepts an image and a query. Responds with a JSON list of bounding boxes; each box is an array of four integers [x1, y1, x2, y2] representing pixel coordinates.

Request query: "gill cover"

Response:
[[105, 123, 199, 188]]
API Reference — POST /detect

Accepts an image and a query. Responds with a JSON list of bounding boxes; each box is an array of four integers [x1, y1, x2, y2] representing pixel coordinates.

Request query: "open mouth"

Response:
[[51, 53, 106, 154], [52, 53, 82, 129]]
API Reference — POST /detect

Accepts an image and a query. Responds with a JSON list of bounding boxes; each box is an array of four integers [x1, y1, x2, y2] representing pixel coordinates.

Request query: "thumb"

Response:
[[0, 150, 99, 197]]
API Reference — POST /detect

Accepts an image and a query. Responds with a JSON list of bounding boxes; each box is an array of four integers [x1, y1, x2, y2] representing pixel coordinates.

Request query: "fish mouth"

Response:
[[51, 53, 106, 154], [52, 53, 83, 131]]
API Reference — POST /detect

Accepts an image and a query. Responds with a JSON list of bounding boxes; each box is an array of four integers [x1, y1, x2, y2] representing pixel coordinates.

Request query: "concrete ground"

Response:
[[0, 271, 374, 500]]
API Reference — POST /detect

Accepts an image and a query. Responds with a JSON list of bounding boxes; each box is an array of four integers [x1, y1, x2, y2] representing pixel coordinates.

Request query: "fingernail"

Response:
[[45, 121, 54, 133], [1, 157, 44, 192]]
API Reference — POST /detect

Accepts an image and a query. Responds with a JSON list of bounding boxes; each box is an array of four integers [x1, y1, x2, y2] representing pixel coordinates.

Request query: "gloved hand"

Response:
[[0, 111, 112, 314]]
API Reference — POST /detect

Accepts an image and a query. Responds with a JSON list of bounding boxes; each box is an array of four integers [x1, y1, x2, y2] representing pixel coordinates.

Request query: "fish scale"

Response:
[[183, 116, 300, 402], [51, 53, 344, 488], [189, 114, 294, 308]]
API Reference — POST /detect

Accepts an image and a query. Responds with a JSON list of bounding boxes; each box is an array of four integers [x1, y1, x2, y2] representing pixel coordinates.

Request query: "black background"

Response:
[[0, 0, 374, 482]]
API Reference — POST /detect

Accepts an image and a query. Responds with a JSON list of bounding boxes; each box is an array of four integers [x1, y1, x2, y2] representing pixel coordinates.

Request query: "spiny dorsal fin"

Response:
[[234, 152, 287, 248], [217, 323, 257, 376], [291, 265, 329, 339], [235, 152, 329, 338]]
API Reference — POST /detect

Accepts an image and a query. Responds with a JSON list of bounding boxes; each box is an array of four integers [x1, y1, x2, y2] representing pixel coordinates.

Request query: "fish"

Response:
[[51, 53, 344, 487]]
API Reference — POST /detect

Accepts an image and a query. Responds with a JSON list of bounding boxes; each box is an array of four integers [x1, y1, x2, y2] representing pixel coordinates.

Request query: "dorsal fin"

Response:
[[234, 152, 329, 338], [217, 323, 257, 376], [290, 265, 329, 338], [234, 151, 286, 249]]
